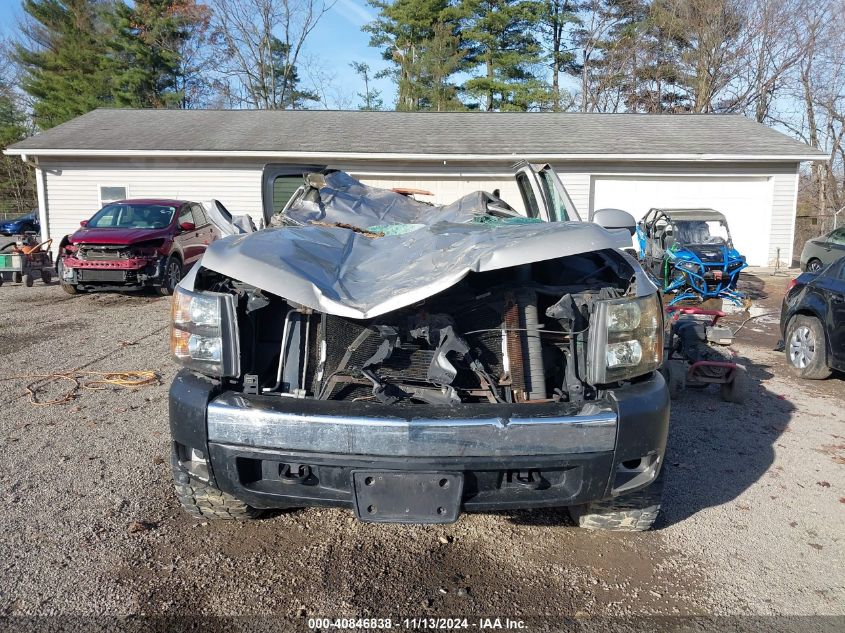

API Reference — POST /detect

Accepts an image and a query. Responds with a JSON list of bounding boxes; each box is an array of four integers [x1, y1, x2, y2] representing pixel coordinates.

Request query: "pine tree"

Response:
[[460, 0, 549, 111], [542, 0, 578, 111], [107, 0, 201, 108], [366, 0, 466, 110], [631, 0, 690, 112], [0, 83, 36, 216], [415, 21, 465, 110], [15, 0, 112, 129], [351, 62, 385, 110]]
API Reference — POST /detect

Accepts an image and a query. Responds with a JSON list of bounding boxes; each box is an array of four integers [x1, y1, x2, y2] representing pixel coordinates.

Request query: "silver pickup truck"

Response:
[[167, 163, 669, 530]]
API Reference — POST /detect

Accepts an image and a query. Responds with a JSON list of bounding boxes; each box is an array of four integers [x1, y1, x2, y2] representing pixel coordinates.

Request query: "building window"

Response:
[[99, 186, 127, 207]]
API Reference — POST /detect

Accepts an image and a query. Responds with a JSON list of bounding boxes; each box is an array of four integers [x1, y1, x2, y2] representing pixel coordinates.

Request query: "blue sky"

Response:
[[0, 0, 397, 108]]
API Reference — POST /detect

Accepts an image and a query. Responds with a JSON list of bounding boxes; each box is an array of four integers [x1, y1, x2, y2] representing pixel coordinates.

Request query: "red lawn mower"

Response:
[[661, 306, 747, 403]]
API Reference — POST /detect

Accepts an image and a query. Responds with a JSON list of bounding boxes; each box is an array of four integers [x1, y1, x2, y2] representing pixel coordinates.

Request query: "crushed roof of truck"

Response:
[[195, 171, 648, 318]]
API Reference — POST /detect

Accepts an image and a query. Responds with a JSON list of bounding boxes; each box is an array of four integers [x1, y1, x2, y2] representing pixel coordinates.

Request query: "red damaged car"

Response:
[[58, 199, 220, 295]]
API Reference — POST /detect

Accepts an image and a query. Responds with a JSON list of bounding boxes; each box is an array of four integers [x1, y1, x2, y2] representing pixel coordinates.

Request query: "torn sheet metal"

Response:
[[195, 170, 648, 319], [200, 220, 636, 319], [278, 171, 513, 229], [203, 199, 256, 236]]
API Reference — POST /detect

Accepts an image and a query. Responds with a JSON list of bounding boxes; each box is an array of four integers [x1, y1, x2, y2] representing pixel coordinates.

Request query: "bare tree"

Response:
[[789, 0, 845, 219], [725, 0, 805, 122], [570, 0, 629, 112], [210, 0, 336, 109], [302, 54, 354, 110]]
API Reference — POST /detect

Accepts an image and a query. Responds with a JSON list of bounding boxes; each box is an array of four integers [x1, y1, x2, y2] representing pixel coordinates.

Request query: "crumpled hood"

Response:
[[69, 226, 173, 245], [199, 220, 635, 319]]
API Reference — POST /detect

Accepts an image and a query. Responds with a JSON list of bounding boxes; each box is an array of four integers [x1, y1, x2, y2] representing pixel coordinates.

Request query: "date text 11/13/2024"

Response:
[[307, 618, 527, 630]]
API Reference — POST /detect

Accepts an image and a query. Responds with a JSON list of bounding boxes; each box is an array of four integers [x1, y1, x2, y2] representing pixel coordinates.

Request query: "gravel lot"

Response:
[[0, 271, 842, 627]]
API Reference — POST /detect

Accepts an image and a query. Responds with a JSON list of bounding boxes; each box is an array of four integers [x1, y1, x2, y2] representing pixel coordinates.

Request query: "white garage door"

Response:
[[593, 176, 773, 266]]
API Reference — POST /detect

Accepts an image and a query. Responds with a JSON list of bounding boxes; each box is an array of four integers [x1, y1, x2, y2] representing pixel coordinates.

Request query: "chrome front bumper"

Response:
[[206, 393, 617, 458]]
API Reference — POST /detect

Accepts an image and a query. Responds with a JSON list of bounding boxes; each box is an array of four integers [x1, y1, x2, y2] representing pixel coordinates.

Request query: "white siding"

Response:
[[38, 157, 800, 265], [769, 166, 799, 265], [40, 158, 265, 249], [38, 157, 532, 248], [581, 161, 797, 266], [550, 169, 591, 216], [593, 176, 773, 265]]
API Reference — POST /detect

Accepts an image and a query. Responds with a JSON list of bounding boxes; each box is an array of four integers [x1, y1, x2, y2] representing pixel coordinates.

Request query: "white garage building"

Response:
[[6, 109, 823, 266]]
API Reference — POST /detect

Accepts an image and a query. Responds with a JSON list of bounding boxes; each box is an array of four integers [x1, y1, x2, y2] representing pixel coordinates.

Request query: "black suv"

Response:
[[781, 256, 845, 379]]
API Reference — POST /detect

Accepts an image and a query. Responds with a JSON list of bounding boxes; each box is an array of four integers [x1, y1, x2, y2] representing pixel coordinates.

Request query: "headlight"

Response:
[[586, 294, 663, 384], [675, 260, 699, 272], [170, 286, 240, 377]]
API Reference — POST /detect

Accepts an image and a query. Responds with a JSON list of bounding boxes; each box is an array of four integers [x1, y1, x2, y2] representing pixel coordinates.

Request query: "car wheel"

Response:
[[56, 259, 78, 294], [806, 258, 823, 273], [23, 273, 34, 287], [41, 269, 52, 284], [157, 256, 183, 296], [13, 272, 22, 283], [785, 315, 831, 380]]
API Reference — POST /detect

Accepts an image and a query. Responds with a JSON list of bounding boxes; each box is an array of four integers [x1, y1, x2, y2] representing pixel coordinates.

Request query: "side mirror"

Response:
[[179, 222, 196, 232], [79, 220, 88, 228], [593, 208, 637, 236]]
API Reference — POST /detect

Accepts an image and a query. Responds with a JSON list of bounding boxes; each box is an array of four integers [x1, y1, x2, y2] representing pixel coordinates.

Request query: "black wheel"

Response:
[[57, 259, 78, 294], [171, 451, 263, 520], [806, 258, 823, 273], [569, 470, 664, 532], [41, 269, 52, 284], [660, 360, 686, 398], [23, 273, 34, 287], [157, 256, 182, 296], [720, 365, 747, 403], [785, 315, 831, 379], [13, 272, 22, 283]]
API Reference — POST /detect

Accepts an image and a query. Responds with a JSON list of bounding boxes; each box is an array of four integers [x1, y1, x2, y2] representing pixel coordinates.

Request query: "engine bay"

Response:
[[196, 248, 637, 405]]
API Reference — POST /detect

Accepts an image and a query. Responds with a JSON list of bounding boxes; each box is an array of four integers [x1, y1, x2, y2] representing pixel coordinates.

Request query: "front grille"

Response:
[[77, 269, 127, 282]]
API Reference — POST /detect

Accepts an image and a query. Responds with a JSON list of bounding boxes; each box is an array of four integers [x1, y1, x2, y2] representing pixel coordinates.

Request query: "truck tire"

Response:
[[785, 315, 831, 380], [171, 452, 264, 521], [23, 273, 34, 287], [569, 471, 664, 532], [660, 360, 686, 398], [13, 272, 22, 283], [41, 269, 52, 284], [720, 365, 747, 403]]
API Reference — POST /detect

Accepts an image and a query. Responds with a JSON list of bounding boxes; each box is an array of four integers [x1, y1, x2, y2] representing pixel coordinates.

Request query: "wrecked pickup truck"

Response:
[[168, 164, 669, 530]]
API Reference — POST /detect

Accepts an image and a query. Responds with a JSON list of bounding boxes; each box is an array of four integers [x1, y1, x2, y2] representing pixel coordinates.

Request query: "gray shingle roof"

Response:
[[7, 108, 824, 159]]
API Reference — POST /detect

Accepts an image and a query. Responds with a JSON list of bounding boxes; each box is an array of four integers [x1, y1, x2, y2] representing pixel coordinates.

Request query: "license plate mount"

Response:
[[352, 471, 463, 524]]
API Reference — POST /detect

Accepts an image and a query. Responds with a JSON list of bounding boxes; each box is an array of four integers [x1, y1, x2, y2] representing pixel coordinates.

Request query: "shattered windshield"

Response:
[[674, 220, 730, 246], [87, 203, 176, 229], [537, 167, 576, 222]]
